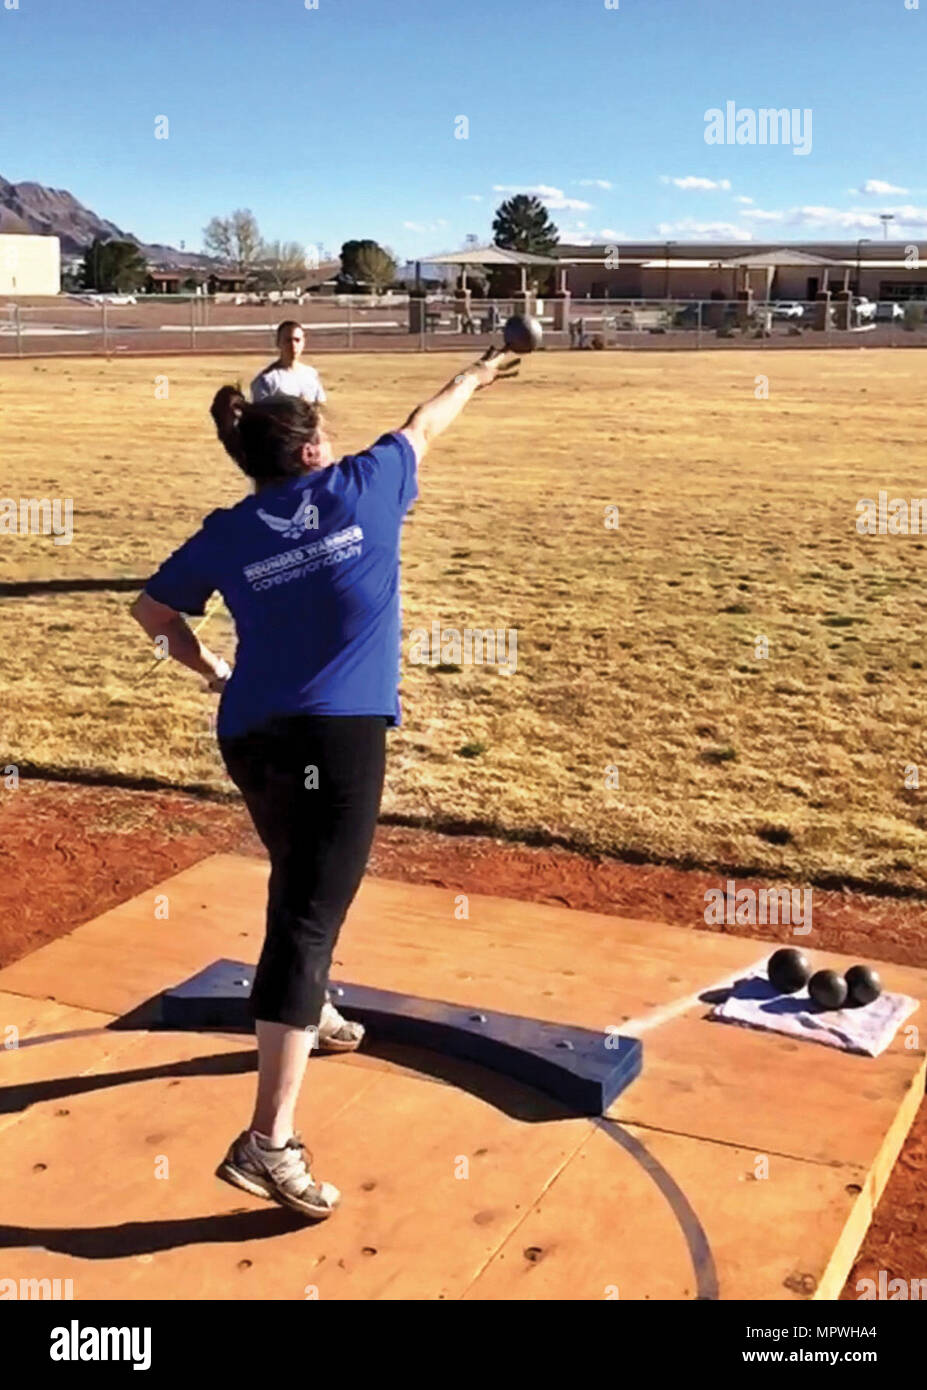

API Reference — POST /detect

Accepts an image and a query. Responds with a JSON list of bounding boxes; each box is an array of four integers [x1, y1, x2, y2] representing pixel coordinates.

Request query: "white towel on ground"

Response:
[[710, 969, 920, 1057]]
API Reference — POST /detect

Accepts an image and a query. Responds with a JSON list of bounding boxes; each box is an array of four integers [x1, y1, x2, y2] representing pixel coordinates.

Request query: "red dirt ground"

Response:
[[0, 777, 923, 1300]]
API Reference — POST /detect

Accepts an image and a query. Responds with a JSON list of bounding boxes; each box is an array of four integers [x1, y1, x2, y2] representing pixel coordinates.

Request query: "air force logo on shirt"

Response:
[[256, 495, 319, 541], [243, 524, 365, 592]]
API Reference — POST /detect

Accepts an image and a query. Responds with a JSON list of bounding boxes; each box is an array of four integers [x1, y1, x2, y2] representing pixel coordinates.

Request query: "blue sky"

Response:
[[3, 0, 925, 259]]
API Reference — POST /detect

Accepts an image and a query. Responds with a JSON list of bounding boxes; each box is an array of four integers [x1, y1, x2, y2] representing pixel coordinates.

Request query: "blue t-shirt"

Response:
[[144, 431, 418, 740]]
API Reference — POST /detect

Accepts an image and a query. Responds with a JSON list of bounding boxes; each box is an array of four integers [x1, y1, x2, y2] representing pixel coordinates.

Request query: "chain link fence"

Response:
[[2, 293, 926, 357]]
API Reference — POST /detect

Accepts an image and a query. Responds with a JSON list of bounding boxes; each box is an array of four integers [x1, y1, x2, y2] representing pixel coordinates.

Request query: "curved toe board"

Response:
[[160, 958, 642, 1115]]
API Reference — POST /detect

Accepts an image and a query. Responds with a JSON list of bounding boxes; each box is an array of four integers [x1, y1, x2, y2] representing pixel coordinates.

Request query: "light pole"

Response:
[[880, 213, 895, 240], [855, 238, 871, 296], [663, 241, 676, 301]]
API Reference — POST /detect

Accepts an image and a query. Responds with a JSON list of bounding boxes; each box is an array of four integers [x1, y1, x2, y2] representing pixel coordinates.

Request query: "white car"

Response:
[[875, 301, 904, 322], [82, 292, 137, 305], [852, 296, 876, 321], [770, 300, 804, 319]]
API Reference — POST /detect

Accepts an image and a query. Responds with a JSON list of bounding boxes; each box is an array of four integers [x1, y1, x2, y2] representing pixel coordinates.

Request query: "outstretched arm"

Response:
[[399, 347, 518, 462]]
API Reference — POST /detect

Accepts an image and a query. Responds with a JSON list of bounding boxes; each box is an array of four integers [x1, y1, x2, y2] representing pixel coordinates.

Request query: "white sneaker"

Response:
[[317, 997, 365, 1053], [216, 1131, 340, 1220]]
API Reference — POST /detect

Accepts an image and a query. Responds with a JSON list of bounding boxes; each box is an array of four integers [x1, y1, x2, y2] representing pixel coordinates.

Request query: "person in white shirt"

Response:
[[251, 321, 326, 405]]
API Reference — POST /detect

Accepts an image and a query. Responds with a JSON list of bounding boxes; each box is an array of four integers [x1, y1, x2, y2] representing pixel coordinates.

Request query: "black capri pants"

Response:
[[219, 714, 388, 1029]]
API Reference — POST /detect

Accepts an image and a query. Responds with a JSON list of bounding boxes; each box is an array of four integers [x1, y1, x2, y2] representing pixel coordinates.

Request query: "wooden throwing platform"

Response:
[[0, 852, 924, 1301]]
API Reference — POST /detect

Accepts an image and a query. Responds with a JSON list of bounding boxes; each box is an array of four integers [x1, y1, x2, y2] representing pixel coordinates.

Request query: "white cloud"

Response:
[[578, 178, 613, 189], [559, 224, 626, 245], [856, 179, 909, 196], [492, 183, 592, 211], [656, 219, 753, 241], [735, 195, 754, 205], [402, 219, 448, 234], [735, 203, 927, 233], [464, 194, 483, 202], [746, 205, 880, 232], [542, 194, 593, 211], [655, 200, 927, 242], [883, 204, 927, 226], [793, 206, 884, 231], [661, 175, 732, 191]]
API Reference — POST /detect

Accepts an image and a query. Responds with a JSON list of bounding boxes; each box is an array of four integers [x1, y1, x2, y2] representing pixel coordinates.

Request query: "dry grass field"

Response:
[[2, 348, 927, 891]]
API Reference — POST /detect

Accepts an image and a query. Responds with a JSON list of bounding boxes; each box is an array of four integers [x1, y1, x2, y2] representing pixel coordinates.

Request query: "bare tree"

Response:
[[203, 216, 232, 263], [256, 241, 311, 292], [203, 209, 263, 277]]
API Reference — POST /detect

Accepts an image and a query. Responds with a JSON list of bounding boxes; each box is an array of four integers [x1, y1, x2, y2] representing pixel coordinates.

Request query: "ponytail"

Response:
[[210, 384, 247, 467], [209, 384, 324, 484]]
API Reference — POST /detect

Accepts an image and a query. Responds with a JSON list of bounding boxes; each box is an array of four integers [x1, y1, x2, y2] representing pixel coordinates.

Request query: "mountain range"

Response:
[[0, 175, 209, 265]]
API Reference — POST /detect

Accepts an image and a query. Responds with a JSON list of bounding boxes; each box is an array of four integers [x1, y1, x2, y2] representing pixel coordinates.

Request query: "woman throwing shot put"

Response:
[[130, 347, 517, 1219]]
